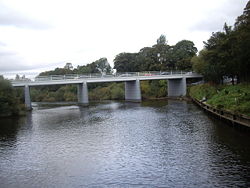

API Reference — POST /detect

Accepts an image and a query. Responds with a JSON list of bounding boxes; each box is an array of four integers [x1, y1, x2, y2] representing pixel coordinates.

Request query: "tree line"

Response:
[[114, 36, 197, 72], [37, 36, 197, 78], [192, 1, 250, 84], [39, 57, 112, 76]]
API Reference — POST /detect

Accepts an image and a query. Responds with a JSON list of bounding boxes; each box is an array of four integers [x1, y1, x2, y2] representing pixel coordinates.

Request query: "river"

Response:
[[0, 100, 250, 187]]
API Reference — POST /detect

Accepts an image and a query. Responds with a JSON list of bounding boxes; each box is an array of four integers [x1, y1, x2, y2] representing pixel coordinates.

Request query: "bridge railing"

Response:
[[11, 71, 193, 83]]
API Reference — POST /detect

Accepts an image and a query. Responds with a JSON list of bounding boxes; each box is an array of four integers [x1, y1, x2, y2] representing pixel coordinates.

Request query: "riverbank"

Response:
[[189, 83, 250, 128], [189, 83, 250, 117]]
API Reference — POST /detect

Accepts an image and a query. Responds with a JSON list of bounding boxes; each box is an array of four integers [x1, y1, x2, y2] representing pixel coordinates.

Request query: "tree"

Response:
[[0, 76, 23, 116], [113, 36, 198, 72], [76, 65, 92, 74], [198, 30, 230, 84], [157, 34, 167, 45], [64, 62, 73, 70], [94, 57, 112, 74], [191, 50, 216, 82], [233, 1, 250, 82], [15, 74, 20, 80], [136, 47, 158, 71], [114, 53, 138, 72], [173, 40, 198, 70]]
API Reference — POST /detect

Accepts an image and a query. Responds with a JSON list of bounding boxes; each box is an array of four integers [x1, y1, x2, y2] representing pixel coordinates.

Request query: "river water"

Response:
[[0, 100, 250, 187]]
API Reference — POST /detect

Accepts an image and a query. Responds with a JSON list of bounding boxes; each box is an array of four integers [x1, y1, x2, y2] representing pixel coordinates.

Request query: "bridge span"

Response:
[[11, 71, 202, 110]]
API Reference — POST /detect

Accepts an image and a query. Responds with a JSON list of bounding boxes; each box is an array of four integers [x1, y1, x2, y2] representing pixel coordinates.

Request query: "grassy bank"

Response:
[[189, 84, 250, 116]]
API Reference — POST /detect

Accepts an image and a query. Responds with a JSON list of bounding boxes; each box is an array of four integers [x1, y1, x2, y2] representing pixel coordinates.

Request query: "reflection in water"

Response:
[[0, 100, 250, 188]]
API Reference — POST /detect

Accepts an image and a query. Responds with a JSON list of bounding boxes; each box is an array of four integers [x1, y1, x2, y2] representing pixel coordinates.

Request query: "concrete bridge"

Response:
[[11, 71, 202, 110]]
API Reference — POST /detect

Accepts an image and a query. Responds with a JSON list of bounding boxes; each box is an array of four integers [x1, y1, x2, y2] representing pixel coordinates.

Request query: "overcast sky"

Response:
[[0, 0, 247, 78]]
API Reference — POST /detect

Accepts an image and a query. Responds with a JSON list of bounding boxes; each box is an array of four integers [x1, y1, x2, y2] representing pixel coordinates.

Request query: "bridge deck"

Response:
[[11, 72, 203, 87]]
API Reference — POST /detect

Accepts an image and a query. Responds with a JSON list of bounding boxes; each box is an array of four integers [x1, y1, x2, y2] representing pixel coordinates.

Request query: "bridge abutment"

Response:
[[168, 78, 186, 97], [24, 85, 32, 110], [125, 79, 141, 102], [77, 82, 89, 106]]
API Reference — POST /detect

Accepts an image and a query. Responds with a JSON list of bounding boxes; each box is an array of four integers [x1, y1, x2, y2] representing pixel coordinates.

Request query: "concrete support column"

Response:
[[125, 79, 141, 102], [24, 85, 32, 110], [77, 82, 89, 106], [168, 78, 186, 97]]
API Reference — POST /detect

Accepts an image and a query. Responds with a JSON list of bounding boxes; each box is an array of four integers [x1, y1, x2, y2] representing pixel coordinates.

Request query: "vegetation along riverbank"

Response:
[[190, 84, 250, 116], [0, 76, 26, 117]]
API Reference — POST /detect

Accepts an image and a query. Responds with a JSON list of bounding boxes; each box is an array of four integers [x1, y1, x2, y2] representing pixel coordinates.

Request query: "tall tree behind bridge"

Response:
[[114, 35, 197, 72], [192, 1, 250, 83], [114, 53, 138, 72], [94, 57, 112, 74]]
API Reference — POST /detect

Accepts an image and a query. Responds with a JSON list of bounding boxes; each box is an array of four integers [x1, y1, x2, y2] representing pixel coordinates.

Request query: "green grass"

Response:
[[189, 83, 218, 100], [190, 83, 250, 116]]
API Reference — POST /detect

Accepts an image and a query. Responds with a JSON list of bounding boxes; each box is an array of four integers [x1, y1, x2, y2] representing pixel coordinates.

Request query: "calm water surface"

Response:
[[0, 100, 250, 187]]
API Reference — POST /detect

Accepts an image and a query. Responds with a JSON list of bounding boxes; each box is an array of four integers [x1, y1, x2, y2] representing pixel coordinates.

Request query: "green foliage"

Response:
[[94, 57, 112, 74], [89, 83, 124, 100], [114, 53, 139, 72], [39, 58, 112, 76], [114, 35, 197, 72], [0, 77, 25, 116], [207, 84, 250, 115], [31, 85, 77, 102], [190, 83, 250, 116], [64, 62, 73, 70], [157, 34, 167, 45], [189, 84, 218, 100], [39, 67, 75, 76], [174, 40, 197, 70], [193, 1, 250, 83], [141, 80, 167, 99], [30, 80, 168, 102]]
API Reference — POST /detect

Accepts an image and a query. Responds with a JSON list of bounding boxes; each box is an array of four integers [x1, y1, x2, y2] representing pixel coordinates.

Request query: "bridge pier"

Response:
[[168, 78, 186, 97], [77, 82, 89, 106], [24, 85, 32, 110], [125, 79, 141, 102]]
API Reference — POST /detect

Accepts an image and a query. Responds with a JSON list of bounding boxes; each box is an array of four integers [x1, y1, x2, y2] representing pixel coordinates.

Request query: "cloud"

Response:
[[0, 3, 51, 29], [190, 18, 228, 32], [189, 0, 246, 32], [0, 50, 28, 72], [0, 50, 63, 72], [0, 41, 6, 46], [0, 46, 65, 75]]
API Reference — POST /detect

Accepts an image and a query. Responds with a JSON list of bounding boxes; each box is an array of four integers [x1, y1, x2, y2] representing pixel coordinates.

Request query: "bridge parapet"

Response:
[[11, 71, 201, 86]]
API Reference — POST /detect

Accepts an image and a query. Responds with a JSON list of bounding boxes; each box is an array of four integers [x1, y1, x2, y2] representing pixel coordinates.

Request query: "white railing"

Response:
[[11, 71, 193, 83]]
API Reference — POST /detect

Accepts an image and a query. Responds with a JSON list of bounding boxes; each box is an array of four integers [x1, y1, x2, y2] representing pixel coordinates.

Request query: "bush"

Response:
[[0, 77, 24, 116]]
